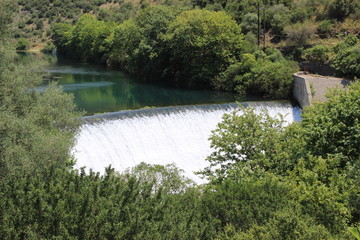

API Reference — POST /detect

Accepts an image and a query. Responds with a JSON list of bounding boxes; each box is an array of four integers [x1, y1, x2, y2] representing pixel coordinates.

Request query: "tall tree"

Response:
[[163, 10, 244, 87]]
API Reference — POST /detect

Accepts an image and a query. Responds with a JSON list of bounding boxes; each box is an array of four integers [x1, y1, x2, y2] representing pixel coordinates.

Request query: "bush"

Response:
[[284, 21, 316, 46], [41, 41, 56, 53], [163, 9, 244, 87], [332, 44, 360, 78], [331, 35, 360, 77], [327, 0, 355, 21], [267, 4, 291, 34], [213, 50, 299, 98], [240, 13, 258, 34], [15, 37, 30, 50], [303, 45, 329, 63], [317, 19, 334, 38]]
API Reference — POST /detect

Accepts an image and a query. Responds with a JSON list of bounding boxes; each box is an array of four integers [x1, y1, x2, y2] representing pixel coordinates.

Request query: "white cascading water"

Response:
[[73, 101, 301, 183]]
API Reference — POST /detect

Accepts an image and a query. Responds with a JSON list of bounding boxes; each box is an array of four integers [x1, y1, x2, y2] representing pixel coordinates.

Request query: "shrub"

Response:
[[214, 50, 299, 98], [331, 35, 360, 77], [284, 21, 316, 46], [303, 45, 329, 63], [267, 4, 291, 34], [15, 37, 30, 50], [327, 0, 355, 21], [317, 19, 334, 38], [41, 41, 56, 53], [240, 13, 258, 34], [332, 44, 360, 78]]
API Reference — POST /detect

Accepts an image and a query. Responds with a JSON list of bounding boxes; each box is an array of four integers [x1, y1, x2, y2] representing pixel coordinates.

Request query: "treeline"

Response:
[[15, 0, 190, 44], [52, 9, 298, 98], [16, 0, 360, 44]]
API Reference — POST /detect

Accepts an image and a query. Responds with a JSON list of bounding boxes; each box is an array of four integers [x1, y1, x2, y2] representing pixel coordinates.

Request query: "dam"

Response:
[[73, 101, 301, 183]]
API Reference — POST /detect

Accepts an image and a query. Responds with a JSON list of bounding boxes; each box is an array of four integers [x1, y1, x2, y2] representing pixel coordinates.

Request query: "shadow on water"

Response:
[[19, 53, 244, 115]]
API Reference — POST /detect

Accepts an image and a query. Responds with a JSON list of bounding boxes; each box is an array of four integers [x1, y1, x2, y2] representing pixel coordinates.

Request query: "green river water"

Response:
[[19, 52, 243, 115]]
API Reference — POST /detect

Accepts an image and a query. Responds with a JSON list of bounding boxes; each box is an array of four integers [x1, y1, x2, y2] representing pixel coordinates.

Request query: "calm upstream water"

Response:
[[18, 53, 241, 115]]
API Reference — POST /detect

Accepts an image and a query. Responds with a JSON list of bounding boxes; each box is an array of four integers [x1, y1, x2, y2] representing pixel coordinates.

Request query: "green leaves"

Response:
[[0, 164, 210, 239], [214, 51, 298, 98], [201, 106, 286, 180], [200, 81, 360, 237], [163, 10, 244, 87], [331, 35, 360, 78]]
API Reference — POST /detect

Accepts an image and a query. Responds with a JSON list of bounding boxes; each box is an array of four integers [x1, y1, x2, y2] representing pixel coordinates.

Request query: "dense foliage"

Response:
[[53, 9, 248, 89], [213, 49, 298, 97], [1, 0, 360, 238], [304, 35, 360, 77], [1, 82, 359, 239], [331, 35, 360, 78], [52, 8, 299, 97], [0, 0, 81, 179], [200, 81, 360, 237]]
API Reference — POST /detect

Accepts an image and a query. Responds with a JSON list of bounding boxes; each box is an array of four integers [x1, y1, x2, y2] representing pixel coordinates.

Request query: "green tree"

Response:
[[240, 13, 258, 34], [163, 9, 244, 87], [200, 106, 287, 180], [15, 37, 30, 50], [331, 35, 360, 78], [51, 22, 73, 54], [327, 0, 356, 21], [130, 5, 179, 79], [107, 19, 143, 71], [214, 50, 298, 98], [201, 81, 360, 234], [0, 1, 81, 178], [267, 4, 291, 34], [303, 45, 329, 63], [300, 82, 360, 165]]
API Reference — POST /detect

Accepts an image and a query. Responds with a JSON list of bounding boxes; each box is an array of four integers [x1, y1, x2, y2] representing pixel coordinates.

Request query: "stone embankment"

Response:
[[293, 72, 351, 108]]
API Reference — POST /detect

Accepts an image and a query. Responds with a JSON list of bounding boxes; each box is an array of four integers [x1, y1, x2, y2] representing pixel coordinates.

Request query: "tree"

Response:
[[331, 35, 360, 78], [51, 22, 73, 54], [15, 37, 30, 50], [240, 13, 258, 34], [201, 81, 360, 233], [163, 9, 244, 87], [107, 19, 143, 70], [300, 82, 360, 165], [0, 0, 81, 178], [267, 4, 291, 34], [284, 21, 316, 46], [130, 5, 179, 79], [213, 50, 298, 98], [303, 45, 329, 63], [327, 0, 356, 21], [200, 106, 287, 181]]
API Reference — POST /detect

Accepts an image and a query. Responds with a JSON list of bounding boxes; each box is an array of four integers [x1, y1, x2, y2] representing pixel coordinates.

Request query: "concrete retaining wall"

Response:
[[293, 73, 312, 108]]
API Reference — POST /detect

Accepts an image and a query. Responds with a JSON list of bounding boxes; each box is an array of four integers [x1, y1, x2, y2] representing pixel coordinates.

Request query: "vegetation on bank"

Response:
[[52, 10, 299, 98], [14, 0, 360, 96], [1, 58, 360, 238], [1, 0, 360, 239]]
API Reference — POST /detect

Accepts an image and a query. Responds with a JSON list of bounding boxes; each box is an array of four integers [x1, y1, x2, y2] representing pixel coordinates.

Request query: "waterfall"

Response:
[[73, 101, 301, 183]]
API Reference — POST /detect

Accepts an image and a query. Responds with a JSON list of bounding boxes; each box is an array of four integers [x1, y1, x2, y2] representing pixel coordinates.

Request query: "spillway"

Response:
[[73, 101, 301, 183]]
